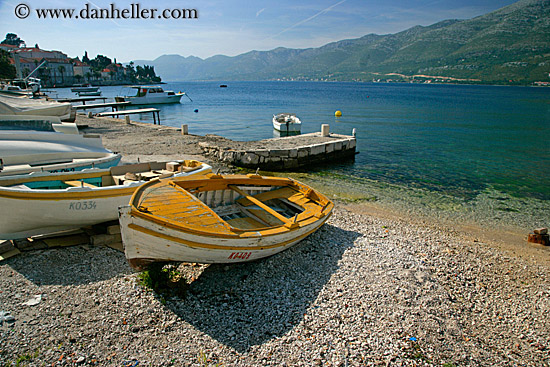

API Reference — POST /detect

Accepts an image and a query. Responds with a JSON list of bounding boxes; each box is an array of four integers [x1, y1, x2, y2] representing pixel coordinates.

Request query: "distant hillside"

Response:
[[134, 0, 550, 85]]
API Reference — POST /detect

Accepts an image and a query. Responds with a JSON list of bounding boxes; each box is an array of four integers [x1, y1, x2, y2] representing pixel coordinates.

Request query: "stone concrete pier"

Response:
[[199, 131, 356, 171]]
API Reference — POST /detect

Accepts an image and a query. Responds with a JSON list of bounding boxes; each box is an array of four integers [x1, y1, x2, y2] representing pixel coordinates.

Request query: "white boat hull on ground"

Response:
[[0, 162, 212, 239], [0, 129, 121, 176]]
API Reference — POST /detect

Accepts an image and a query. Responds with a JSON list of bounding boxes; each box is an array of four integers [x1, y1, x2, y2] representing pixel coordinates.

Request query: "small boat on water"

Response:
[[116, 86, 187, 105], [0, 127, 121, 177], [118, 173, 334, 270], [273, 113, 302, 133], [71, 84, 100, 93], [0, 160, 212, 239], [76, 90, 101, 97]]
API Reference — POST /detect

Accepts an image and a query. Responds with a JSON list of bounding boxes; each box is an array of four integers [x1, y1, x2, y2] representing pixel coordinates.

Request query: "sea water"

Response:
[[53, 82, 550, 232]]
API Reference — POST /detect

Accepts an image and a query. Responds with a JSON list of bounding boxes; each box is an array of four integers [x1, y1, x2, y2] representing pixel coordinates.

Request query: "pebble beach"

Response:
[[1, 115, 549, 366]]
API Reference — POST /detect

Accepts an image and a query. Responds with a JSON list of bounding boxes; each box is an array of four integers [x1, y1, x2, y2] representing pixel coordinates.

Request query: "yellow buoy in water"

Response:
[[335, 110, 342, 117]]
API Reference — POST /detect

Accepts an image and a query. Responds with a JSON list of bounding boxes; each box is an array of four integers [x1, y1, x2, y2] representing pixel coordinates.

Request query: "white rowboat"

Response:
[[0, 129, 121, 177], [272, 113, 302, 132], [0, 160, 212, 239]]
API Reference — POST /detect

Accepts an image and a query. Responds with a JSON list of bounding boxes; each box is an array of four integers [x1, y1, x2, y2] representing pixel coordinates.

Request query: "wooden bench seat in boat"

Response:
[[63, 180, 98, 188]]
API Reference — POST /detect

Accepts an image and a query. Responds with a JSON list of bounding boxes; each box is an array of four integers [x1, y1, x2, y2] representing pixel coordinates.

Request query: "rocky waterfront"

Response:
[[0, 115, 549, 366]]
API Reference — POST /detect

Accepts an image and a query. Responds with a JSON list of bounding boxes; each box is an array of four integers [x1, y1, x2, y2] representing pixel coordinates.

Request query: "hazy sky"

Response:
[[0, 0, 519, 62]]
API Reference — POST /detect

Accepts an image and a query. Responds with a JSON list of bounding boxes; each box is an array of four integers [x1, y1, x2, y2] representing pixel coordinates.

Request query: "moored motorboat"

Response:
[[118, 173, 334, 270], [71, 84, 100, 93], [76, 90, 101, 97], [273, 113, 302, 133], [116, 86, 186, 105], [0, 160, 212, 239]]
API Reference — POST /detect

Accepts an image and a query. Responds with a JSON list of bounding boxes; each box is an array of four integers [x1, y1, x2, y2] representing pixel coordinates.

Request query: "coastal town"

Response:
[[0, 33, 160, 87]]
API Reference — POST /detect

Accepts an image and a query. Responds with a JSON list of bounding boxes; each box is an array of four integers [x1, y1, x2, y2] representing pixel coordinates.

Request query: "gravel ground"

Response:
[[1, 115, 549, 366], [1, 208, 549, 366]]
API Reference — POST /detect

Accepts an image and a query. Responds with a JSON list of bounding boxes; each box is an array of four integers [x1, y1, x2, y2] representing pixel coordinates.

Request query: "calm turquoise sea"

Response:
[[53, 82, 550, 230]]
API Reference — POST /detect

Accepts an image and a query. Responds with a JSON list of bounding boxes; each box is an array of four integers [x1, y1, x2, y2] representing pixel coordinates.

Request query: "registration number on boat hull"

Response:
[[68, 201, 97, 210], [228, 252, 251, 260]]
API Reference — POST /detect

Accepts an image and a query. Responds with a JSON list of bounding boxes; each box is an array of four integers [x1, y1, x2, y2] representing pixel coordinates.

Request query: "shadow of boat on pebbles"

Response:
[[4, 246, 132, 286], [167, 223, 361, 352]]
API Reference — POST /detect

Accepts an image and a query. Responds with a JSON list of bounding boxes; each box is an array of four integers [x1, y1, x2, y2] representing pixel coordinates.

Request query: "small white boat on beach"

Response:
[[0, 115, 79, 135], [0, 160, 212, 239], [119, 173, 333, 270], [0, 127, 121, 177], [0, 93, 74, 121], [273, 113, 302, 133], [117, 86, 186, 105]]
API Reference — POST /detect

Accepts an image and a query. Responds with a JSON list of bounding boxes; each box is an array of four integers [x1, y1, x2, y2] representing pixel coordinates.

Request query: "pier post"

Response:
[[125, 115, 131, 124], [181, 124, 188, 135], [321, 124, 330, 137]]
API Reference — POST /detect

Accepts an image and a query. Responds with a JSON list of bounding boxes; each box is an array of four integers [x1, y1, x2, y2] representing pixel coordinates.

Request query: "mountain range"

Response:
[[134, 0, 550, 84]]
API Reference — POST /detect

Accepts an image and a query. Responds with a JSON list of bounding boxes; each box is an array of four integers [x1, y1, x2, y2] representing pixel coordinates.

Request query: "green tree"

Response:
[[0, 49, 16, 79], [2, 33, 24, 46], [88, 54, 112, 71]]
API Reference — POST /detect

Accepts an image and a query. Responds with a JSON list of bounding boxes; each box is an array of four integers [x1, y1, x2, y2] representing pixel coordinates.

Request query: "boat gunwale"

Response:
[[126, 174, 334, 239], [125, 211, 332, 251], [0, 162, 211, 200]]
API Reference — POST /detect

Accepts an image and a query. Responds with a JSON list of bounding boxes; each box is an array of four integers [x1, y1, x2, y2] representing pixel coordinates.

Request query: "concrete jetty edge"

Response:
[[198, 132, 357, 170]]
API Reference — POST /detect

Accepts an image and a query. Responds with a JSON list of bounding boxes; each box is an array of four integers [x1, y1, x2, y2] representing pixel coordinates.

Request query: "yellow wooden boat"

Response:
[[118, 173, 334, 270]]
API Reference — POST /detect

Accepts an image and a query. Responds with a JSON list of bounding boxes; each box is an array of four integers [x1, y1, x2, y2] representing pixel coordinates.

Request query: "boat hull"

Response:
[[0, 153, 121, 177], [126, 94, 183, 105], [0, 130, 121, 176], [273, 121, 301, 132], [119, 205, 330, 269], [77, 91, 101, 97], [272, 113, 301, 132], [0, 93, 73, 121], [0, 187, 134, 239], [0, 161, 212, 239], [71, 86, 100, 93]]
